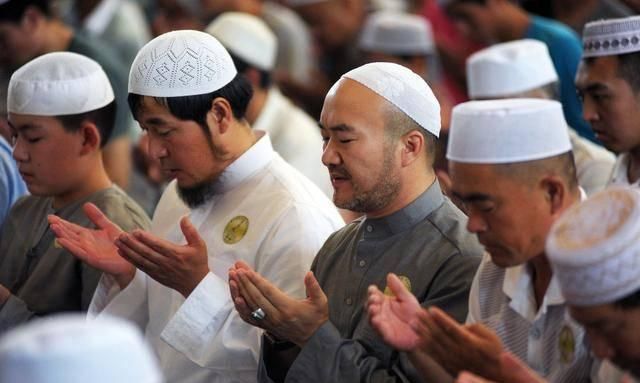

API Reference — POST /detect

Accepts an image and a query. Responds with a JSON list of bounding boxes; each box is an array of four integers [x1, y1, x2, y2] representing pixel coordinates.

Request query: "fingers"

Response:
[[500, 352, 545, 383], [115, 234, 163, 273], [456, 371, 495, 383], [84, 203, 121, 233], [429, 306, 469, 343], [130, 230, 178, 255], [180, 216, 204, 248], [304, 271, 326, 303], [236, 269, 278, 315], [244, 268, 291, 309], [234, 260, 253, 271], [387, 273, 412, 300], [57, 237, 90, 262]]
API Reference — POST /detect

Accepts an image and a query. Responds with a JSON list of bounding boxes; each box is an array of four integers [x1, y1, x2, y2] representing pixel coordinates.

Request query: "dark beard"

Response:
[[177, 180, 218, 208]]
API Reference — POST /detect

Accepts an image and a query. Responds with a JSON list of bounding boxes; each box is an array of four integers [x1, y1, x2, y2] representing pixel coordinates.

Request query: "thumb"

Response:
[[387, 273, 413, 300], [304, 271, 325, 302], [84, 203, 120, 233], [180, 216, 203, 247], [500, 352, 544, 382]]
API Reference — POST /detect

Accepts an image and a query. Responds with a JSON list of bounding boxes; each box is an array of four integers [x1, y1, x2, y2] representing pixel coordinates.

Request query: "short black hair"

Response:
[[127, 73, 253, 136], [0, 0, 51, 23], [614, 288, 640, 310], [228, 51, 272, 89], [494, 151, 579, 191], [617, 51, 640, 94], [56, 100, 117, 148]]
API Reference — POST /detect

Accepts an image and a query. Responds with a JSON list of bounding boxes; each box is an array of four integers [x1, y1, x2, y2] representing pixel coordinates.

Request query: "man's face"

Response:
[[449, 162, 552, 267], [575, 56, 640, 153], [9, 113, 87, 197], [297, 1, 361, 52], [135, 97, 225, 199], [570, 303, 640, 376], [446, 2, 497, 44], [0, 20, 39, 68], [319, 79, 401, 214], [362, 52, 429, 79]]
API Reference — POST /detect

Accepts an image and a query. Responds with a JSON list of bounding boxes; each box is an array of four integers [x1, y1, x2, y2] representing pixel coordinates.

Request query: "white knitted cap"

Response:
[[129, 30, 237, 97], [582, 16, 640, 58], [547, 186, 640, 306], [339, 62, 441, 137], [206, 12, 277, 71], [447, 99, 572, 164], [8, 52, 114, 116], [359, 11, 435, 56], [467, 39, 558, 99], [0, 314, 162, 383]]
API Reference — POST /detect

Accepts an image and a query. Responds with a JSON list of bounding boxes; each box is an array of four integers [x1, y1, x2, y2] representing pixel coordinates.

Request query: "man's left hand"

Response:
[[229, 261, 329, 347], [115, 216, 210, 297]]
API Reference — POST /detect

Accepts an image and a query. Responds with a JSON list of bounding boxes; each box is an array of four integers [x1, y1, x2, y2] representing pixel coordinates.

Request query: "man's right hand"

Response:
[[48, 202, 135, 289]]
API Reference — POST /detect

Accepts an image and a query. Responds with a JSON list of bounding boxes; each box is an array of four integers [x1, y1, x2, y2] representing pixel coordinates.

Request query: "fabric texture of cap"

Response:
[[0, 314, 162, 383], [582, 16, 640, 58], [206, 12, 277, 71], [129, 30, 237, 97], [467, 39, 558, 99], [546, 186, 640, 306], [358, 11, 434, 55], [7, 52, 114, 116], [447, 98, 572, 164], [340, 62, 441, 137]]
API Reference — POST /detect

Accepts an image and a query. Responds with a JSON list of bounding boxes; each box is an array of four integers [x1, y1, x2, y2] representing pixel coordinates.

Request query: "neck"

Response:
[[246, 87, 269, 125], [627, 148, 640, 184], [52, 157, 112, 209], [366, 169, 436, 219], [39, 20, 74, 53], [496, 4, 530, 42], [528, 253, 553, 310]]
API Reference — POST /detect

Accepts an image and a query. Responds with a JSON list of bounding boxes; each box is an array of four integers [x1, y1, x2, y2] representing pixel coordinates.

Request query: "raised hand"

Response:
[[48, 203, 135, 288], [367, 273, 423, 351], [114, 216, 210, 298]]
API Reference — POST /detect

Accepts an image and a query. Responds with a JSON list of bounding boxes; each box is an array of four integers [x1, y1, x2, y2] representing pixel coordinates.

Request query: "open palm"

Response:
[[367, 273, 423, 351], [48, 203, 133, 277]]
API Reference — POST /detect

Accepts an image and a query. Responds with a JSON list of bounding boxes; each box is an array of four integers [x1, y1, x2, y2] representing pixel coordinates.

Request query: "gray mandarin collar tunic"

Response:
[[260, 180, 484, 382]]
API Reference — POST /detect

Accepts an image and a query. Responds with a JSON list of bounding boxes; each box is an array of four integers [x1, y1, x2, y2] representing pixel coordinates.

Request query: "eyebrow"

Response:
[[318, 123, 356, 133], [8, 121, 42, 134], [141, 117, 169, 126], [579, 83, 610, 93]]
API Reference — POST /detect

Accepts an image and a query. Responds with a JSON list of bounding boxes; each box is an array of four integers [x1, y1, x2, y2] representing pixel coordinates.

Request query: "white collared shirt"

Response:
[[253, 87, 333, 198], [609, 153, 640, 187], [468, 254, 593, 381], [88, 134, 344, 383]]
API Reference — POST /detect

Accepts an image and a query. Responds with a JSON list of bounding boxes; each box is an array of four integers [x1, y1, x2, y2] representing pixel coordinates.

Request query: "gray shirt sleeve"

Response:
[[0, 295, 36, 331]]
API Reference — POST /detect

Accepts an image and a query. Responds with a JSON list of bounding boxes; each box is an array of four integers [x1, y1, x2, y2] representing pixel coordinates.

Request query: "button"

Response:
[[345, 298, 353, 305], [359, 260, 366, 267], [530, 327, 541, 339], [366, 225, 373, 233]]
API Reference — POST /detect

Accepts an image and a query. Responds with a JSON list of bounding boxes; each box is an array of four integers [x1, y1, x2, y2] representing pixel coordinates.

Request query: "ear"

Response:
[[540, 175, 566, 217], [21, 6, 43, 33], [79, 121, 101, 155], [400, 130, 424, 167], [205, 97, 234, 137]]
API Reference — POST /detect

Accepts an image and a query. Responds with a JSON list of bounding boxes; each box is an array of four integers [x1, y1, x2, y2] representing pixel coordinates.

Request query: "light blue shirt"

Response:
[[0, 136, 27, 232]]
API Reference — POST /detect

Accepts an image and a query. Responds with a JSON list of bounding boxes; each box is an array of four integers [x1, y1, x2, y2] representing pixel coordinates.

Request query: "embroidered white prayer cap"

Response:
[[447, 99, 571, 164], [337, 62, 441, 136], [0, 314, 162, 383], [359, 11, 435, 56], [206, 12, 277, 71], [467, 39, 558, 99], [582, 16, 640, 58], [546, 186, 640, 306], [7, 52, 114, 116], [129, 30, 237, 97]]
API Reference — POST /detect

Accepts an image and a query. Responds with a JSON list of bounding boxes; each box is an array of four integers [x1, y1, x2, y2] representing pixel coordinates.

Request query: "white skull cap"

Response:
[[128, 30, 237, 97], [359, 11, 435, 56], [447, 98, 572, 164], [467, 39, 558, 99], [582, 16, 640, 58], [0, 314, 162, 383], [206, 12, 277, 71], [338, 62, 441, 137], [8, 52, 114, 116], [547, 186, 640, 306]]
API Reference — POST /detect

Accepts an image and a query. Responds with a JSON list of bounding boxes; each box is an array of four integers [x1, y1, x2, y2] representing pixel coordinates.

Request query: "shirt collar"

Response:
[[83, 0, 121, 35], [362, 180, 444, 240], [503, 262, 565, 322], [212, 132, 275, 195], [610, 153, 640, 187], [252, 88, 284, 134]]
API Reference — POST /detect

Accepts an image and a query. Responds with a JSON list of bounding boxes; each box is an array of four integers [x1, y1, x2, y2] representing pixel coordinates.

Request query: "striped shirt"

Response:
[[468, 254, 594, 382]]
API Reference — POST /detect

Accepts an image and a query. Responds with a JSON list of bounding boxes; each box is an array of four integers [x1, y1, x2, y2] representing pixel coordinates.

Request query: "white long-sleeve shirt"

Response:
[[89, 134, 344, 383]]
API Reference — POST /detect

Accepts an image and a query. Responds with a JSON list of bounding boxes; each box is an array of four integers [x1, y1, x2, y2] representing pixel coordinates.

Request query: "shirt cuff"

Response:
[[287, 321, 341, 379], [160, 271, 229, 357], [88, 270, 145, 319]]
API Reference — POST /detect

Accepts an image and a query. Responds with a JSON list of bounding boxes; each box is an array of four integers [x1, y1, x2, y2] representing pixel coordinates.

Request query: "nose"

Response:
[[466, 211, 487, 234], [147, 134, 168, 160], [582, 96, 600, 123], [321, 139, 341, 168], [12, 137, 28, 163]]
